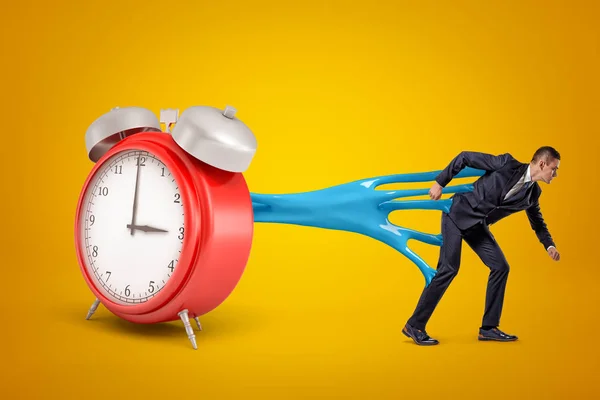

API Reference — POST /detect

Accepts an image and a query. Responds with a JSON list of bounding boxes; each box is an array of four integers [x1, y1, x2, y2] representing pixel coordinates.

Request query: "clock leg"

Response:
[[86, 298, 101, 320], [194, 317, 203, 331], [178, 309, 198, 350]]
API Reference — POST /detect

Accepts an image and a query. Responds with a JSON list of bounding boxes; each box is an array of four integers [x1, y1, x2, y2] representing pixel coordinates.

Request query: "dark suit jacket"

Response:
[[435, 151, 556, 250]]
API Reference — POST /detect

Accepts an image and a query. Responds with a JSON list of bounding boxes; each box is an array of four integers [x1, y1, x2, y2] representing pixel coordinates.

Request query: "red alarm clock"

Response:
[[74, 105, 257, 349]]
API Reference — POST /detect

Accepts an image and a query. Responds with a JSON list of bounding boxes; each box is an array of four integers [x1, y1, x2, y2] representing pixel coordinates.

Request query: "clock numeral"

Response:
[[161, 167, 165, 177], [97, 187, 109, 196], [178, 227, 185, 240], [92, 246, 98, 257], [174, 193, 181, 203], [106, 271, 111, 281], [125, 285, 131, 297], [136, 156, 146, 166], [168, 260, 174, 272], [114, 165, 122, 174], [149, 281, 155, 293], [89, 215, 95, 226]]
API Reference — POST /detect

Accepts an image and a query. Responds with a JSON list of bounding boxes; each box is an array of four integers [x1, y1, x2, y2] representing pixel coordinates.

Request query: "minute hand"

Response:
[[129, 157, 142, 235], [126, 224, 169, 233]]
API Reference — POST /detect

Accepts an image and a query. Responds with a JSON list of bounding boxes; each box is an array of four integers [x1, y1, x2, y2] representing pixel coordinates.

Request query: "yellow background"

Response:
[[2, 0, 598, 398]]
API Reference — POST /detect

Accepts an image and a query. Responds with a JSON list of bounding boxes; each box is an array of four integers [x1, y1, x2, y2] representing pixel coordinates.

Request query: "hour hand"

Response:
[[126, 224, 168, 233]]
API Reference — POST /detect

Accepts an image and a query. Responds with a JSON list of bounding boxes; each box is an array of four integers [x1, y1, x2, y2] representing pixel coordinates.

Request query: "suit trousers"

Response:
[[407, 212, 511, 331]]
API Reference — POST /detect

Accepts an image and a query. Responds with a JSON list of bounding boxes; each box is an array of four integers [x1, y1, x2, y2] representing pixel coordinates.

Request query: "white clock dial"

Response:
[[80, 150, 185, 305]]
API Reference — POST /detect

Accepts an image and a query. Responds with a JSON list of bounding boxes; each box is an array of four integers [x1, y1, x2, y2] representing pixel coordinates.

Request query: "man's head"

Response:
[[530, 146, 560, 184]]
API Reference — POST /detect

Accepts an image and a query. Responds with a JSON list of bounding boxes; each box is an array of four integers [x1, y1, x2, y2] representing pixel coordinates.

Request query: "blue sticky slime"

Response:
[[251, 167, 485, 287]]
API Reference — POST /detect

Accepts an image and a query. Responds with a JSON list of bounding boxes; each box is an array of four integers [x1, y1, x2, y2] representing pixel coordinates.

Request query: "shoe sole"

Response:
[[402, 328, 439, 346], [478, 336, 518, 342]]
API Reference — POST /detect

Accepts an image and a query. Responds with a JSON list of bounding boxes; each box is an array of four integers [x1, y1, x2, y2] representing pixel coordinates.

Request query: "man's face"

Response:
[[540, 157, 560, 184]]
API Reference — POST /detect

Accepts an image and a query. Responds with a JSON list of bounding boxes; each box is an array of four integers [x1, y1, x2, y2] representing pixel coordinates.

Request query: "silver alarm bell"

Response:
[[85, 106, 162, 162], [171, 105, 258, 173]]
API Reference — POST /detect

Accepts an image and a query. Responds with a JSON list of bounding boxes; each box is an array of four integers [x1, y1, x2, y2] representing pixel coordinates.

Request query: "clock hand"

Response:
[[126, 224, 169, 233], [129, 156, 142, 236]]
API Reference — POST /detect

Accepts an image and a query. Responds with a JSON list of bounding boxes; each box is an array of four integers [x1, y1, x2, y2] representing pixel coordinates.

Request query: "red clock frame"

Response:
[[74, 132, 254, 324]]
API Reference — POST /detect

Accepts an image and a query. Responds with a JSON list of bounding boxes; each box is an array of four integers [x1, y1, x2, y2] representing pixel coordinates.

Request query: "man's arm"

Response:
[[435, 151, 512, 187], [526, 197, 556, 250]]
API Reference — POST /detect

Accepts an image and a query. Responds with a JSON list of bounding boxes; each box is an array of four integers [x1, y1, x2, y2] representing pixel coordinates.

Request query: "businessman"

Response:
[[403, 146, 561, 345]]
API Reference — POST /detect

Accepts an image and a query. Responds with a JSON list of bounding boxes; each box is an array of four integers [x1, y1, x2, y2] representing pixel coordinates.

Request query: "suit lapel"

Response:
[[500, 163, 528, 201]]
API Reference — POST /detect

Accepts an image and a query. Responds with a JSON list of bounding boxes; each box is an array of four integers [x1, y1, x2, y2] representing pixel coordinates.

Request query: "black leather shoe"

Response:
[[402, 323, 439, 346], [478, 327, 518, 342]]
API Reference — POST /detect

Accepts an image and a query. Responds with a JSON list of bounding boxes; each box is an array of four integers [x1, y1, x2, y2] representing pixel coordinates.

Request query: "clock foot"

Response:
[[178, 309, 197, 350], [86, 298, 101, 320], [194, 317, 203, 331]]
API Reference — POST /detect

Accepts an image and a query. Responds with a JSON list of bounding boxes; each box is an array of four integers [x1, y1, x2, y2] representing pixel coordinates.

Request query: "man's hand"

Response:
[[548, 247, 560, 261], [429, 182, 443, 200]]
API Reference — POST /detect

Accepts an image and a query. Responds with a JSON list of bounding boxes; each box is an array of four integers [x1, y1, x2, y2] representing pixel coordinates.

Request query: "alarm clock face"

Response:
[[78, 149, 185, 306]]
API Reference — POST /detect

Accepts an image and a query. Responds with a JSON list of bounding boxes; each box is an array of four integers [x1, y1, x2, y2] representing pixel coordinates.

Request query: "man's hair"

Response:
[[531, 146, 560, 162]]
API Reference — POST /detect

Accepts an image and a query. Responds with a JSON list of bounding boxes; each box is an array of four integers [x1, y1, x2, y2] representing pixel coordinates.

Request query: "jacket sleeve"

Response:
[[435, 151, 512, 187], [526, 197, 556, 250]]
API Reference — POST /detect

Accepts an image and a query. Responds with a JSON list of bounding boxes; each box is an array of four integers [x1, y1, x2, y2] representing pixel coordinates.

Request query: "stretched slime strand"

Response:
[[251, 167, 485, 287]]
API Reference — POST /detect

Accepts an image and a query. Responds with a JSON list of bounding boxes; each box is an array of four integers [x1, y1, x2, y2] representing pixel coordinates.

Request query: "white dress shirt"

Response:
[[503, 164, 555, 252]]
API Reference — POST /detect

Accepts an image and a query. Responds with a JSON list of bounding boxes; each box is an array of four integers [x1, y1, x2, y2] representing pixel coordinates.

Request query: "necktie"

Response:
[[504, 180, 531, 200]]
